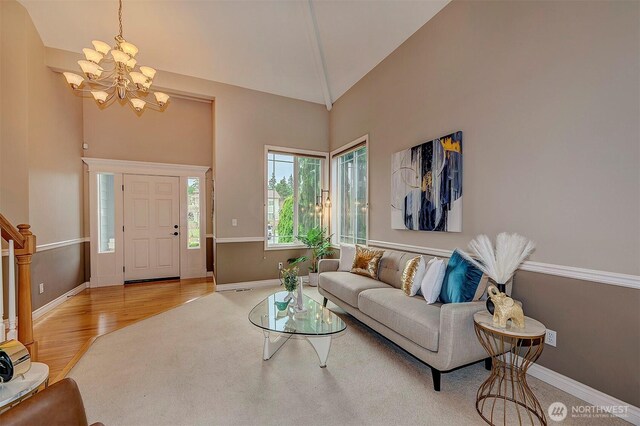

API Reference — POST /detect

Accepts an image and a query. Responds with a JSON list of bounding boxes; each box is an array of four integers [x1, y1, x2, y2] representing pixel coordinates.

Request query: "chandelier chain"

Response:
[[118, 0, 123, 37]]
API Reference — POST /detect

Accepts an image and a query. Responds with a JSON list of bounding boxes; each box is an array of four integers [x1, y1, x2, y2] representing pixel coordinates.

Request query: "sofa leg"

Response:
[[484, 357, 492, 371], [322, 297, 328, 307], [431, 368, 441, 392]]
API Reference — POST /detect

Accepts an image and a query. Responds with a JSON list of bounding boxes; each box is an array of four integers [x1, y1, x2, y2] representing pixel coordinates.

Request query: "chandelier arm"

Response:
[[85, 80, 118, 89], [126, 92, 165, 110], [73, 87, 114, 94]]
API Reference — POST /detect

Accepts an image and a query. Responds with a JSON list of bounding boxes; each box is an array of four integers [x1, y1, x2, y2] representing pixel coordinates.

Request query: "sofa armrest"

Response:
[[437, 301, 488, 370], [318, 259, 339, 274]]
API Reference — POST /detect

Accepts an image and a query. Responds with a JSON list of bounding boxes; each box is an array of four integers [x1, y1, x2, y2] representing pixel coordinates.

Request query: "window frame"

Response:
[[330, 135, 369, 247], [186, 177, 202, 250], [97, 173, 116, 254], [264, 145, 329, 251]]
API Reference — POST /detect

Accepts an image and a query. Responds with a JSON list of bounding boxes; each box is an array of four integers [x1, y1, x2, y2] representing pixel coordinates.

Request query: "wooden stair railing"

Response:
[[0, 213, 37, 360]]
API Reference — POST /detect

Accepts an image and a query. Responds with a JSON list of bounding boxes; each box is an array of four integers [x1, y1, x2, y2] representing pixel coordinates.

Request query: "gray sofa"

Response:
[[317, 250, 489, 391]]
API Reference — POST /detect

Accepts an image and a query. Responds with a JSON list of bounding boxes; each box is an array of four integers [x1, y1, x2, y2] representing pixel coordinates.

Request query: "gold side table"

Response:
[[474, 311, 547, 426]]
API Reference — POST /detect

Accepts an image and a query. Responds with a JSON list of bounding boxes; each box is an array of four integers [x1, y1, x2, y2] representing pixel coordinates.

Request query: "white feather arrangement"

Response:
[[462, 233, 535, 284]]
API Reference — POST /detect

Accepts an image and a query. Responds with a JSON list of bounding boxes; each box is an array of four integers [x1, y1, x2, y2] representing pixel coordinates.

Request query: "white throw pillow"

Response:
[[420, 258, 447, 304], [338, 244, 356, 271], [408, 256, 429, 296]]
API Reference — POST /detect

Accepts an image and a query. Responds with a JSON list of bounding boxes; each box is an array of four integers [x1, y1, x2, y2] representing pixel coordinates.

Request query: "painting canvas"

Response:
[[391, 131, 463, 232]]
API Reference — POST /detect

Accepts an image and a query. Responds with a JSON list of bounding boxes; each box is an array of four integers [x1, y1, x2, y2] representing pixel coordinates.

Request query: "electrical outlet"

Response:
[[232, 219, 238, 227], [278, 262, 283, 270], [545, 329, 557, 347], [39, 283, 44, 294]]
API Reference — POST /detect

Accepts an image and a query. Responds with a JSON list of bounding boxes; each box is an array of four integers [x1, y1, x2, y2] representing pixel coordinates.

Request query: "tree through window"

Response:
[[266, 150, 324, 247]]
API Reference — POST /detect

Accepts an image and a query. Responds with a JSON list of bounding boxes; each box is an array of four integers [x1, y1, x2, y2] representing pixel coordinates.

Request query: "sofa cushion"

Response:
[[319, 272, 391, 308], [351, 245, 384, 279], [358, 288, 440, 352], [378, 250, 417, 289], [439, 250, 484, 304]]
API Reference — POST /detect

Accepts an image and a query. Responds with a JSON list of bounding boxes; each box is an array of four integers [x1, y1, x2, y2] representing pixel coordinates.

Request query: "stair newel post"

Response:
[[15, 223, 37, 360]]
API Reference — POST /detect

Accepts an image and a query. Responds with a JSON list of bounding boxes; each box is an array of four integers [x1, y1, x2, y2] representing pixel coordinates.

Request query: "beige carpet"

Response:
[[69, 285, 626, 426]]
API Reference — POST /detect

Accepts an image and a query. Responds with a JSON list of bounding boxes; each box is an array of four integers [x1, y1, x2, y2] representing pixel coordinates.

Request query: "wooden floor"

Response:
[[33, 277, 215, 383]]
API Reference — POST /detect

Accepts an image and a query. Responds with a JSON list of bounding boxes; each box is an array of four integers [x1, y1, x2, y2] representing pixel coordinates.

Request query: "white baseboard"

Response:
[[215, 279, 281, 292], [524, 359, 640, 424], [32, 282, 87, 321]]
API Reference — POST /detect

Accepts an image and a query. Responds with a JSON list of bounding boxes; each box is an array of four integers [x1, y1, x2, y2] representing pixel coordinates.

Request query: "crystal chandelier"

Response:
[[62, 0, 169, 112]]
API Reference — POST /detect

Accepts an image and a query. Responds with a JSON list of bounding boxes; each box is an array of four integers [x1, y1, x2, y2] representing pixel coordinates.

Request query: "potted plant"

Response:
[[289, 226, 334, 287], [462, 232, 535, 314], [281, 266, 299, 303]]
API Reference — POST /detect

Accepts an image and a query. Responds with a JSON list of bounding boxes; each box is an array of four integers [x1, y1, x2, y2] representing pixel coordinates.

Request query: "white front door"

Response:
[[124, 174, 180, 282]]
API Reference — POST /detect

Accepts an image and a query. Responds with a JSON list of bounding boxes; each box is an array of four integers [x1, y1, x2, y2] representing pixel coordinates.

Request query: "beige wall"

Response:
[[330, 0, 639, 275], [1, 0, 31, 225], [27, 12, 84, 245], [211, 72, 329, 283], [329, 0, 640, 406], [1, 0, 85, 312], [214, 87, 329, 239], [82, 96, 213, 167]]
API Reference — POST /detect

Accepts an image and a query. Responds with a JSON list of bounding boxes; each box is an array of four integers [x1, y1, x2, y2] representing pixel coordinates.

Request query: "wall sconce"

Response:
[[316, 189, 331, 229]]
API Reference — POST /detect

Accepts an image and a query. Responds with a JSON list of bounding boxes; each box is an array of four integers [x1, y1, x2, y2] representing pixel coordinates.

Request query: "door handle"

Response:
[[174, 225, 178, 229], [172, 232, 179, 236]]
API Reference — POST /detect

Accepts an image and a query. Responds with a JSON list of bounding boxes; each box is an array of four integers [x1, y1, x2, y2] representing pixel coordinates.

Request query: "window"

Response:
[[187, 177, 201, 249], [97, 173, 115, 253], [266, 149, 326, 248], [334, 143, 367, 245]]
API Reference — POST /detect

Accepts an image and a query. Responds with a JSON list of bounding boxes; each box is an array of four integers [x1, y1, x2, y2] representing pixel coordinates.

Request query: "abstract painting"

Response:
[[391, 131, 463, 232]]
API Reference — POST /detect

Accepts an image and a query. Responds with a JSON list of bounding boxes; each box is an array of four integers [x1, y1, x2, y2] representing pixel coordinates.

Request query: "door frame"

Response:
[[84, 158, 210, 287]]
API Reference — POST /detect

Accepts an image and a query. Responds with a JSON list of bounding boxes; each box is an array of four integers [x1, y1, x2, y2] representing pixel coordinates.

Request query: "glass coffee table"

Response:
[[248, 291, 346, 367]]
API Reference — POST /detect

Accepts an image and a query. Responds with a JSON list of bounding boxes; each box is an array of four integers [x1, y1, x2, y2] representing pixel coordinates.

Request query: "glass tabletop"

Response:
[[248, 291, 346, 336]]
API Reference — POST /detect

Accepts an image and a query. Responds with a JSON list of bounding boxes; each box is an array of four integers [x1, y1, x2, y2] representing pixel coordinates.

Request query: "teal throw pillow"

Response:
[[439, 250, 483, 304]]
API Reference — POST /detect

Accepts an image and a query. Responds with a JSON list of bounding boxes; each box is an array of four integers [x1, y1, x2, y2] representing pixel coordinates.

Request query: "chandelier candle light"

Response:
[[62, 0, 169, 112]]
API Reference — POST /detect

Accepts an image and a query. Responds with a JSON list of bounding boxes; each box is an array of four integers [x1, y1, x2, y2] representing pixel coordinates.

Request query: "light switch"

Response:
[[232, 219, 238, 227]]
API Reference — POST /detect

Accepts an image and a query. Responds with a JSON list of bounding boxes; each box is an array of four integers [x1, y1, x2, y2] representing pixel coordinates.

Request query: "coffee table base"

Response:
[[262, 331, 333, 368]]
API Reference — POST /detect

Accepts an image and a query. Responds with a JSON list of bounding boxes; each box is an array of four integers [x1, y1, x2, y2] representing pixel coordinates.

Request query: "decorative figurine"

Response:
[[487, 285, 525, 328]]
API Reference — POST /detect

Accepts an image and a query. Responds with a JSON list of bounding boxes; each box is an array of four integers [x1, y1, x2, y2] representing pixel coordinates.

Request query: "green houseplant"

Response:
[[281, 266, 299, 303], [289, 226, 333, 287]]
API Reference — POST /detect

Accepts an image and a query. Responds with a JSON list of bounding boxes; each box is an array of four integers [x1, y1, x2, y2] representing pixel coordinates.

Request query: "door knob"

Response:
[[172, 232, 179, 236], [174, 225, 178, 229]]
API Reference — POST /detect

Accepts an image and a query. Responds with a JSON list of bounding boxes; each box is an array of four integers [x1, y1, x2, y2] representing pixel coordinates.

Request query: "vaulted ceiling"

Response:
[[19, 0, 450, 107]]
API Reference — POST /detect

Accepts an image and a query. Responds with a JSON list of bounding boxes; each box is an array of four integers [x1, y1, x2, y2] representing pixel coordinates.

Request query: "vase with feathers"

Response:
[[461, 233, 535, 314]]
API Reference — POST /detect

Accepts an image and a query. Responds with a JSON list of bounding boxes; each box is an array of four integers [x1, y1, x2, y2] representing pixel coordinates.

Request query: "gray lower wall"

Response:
[[512, 271, 640, 408], [215, 241, 311, 285], [2, 241, 87, 314], [30, 242, 87, 310]]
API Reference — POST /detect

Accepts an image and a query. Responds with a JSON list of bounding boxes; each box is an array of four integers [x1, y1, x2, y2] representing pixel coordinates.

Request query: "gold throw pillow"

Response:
[[401, 256, 422, 295], [351, 245, 384, 279]]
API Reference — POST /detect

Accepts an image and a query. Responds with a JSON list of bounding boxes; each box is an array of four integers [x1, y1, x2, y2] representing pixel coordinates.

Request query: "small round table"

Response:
[[0, 362, 50, 412], [473, 311, 547, 426]]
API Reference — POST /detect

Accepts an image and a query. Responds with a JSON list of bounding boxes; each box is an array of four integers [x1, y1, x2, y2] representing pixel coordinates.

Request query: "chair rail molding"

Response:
[[216, 237, 265, 243], [2, 237, 89, 256], [367, 240, 640, 290]]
